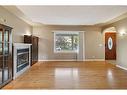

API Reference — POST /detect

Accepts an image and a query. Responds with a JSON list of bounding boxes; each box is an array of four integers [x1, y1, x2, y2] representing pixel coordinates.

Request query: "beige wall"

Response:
[[0, 6, 32, 43], [0, 6, 105, 61], [103, 17, 127, 68], [85, 28, 104, 60], [33, 25, 105, 61], [1, 5, 127, 66]]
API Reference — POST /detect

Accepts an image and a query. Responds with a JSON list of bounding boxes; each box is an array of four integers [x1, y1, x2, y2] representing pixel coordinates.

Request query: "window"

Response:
[[54, 32, 79, 53]]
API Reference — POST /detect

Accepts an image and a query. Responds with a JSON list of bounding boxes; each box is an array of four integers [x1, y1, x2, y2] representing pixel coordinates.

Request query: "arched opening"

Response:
[[103, 27, 117, 64], [103, 27, 116, 33]]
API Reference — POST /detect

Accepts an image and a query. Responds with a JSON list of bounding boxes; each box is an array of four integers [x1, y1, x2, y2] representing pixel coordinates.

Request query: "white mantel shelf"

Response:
[[13, 43, 32, 46]]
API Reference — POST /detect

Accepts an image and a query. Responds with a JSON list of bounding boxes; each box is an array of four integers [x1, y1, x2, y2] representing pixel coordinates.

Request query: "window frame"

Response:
[[54, 31, 79, 53]]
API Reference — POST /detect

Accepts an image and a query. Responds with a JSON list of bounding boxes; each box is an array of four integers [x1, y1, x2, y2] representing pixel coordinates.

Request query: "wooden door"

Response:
[[32, 36, 38, 65], [105, 32, 116, 60], [24, 35, 39, 66]]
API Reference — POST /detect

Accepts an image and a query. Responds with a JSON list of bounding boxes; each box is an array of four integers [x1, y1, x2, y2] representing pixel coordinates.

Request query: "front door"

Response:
[[105, 32, 116, 60]]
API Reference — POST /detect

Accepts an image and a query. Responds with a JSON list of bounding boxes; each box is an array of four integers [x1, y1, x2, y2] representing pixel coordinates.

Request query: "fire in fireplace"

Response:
[[17, 48, 29, 72]]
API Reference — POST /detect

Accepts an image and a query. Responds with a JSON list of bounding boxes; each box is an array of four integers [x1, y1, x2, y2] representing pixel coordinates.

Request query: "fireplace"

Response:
[[17, 48, 29, 72], [13, 43, 31, 79]]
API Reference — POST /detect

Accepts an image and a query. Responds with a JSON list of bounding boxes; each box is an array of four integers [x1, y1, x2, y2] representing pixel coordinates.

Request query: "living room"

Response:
[[0, 2, 127, 95]]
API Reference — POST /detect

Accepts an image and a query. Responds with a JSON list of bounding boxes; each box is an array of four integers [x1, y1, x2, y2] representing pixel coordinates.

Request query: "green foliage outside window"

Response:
[[55, 34, 79, 52]]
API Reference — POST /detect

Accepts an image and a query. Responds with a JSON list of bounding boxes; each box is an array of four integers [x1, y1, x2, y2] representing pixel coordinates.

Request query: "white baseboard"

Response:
[[116, 65, 127, 71], [39, 59, 105, 62], [39, 59, 77, 62]]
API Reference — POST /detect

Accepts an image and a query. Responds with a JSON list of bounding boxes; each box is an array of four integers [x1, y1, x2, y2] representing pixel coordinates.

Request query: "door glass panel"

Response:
[[108, 37, 113, 50], [4, 43, 9, 55], [0, 29, 3, 42], [3, 56, 9, 82], [4, 30, 9, 42], [0, 56, 3, 84], [0, 69, 2, 84], [0, 43, 3, 55]]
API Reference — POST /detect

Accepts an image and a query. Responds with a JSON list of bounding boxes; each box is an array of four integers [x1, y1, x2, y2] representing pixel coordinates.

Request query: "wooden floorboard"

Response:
[[3, 61, 127, 89]]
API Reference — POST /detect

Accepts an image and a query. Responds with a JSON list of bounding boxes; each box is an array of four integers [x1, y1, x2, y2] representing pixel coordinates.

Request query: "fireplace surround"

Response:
[[13, 43, 31, 79]]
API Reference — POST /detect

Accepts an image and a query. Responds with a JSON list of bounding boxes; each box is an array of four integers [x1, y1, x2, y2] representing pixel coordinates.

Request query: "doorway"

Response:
[[104, 27, 116, 64], [105, 32, 116, 60]]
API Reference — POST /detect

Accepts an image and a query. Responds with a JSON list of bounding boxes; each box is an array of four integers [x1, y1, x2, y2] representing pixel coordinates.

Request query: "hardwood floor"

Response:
[[3, 61, 127, 89]]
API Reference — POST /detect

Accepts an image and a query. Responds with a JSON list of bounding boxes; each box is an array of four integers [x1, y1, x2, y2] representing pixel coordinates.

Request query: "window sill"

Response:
[[54, 51, 78, 54]]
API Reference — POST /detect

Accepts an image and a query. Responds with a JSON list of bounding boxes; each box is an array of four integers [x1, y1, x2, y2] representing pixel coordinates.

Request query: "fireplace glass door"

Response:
[[17, 48, 29, 72]]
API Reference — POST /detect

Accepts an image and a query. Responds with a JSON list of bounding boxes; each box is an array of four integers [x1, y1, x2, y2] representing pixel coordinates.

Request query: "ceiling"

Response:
[[14, 6, 127, 25]]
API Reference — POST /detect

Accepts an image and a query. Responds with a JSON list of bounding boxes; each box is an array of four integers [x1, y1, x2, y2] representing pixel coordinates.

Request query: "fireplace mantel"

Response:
[[13, 43, 32, 47], [13, 43, 32, 79]]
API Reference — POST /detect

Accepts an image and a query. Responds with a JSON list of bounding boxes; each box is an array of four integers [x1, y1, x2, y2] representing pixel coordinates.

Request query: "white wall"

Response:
[[114, 18, 127, 68], [33, 25, 104, 61]]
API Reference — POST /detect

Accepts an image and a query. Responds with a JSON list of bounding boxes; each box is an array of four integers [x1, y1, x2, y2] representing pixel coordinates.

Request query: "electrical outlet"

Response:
[[99, 44, 103, 47], [42, 55, 48, 59]]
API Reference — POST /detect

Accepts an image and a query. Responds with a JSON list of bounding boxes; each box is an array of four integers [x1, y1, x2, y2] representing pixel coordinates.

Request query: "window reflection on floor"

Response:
[[0, 68, 9, 85], [107, 69, 115, 87], [54, 68, 79, 88]]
